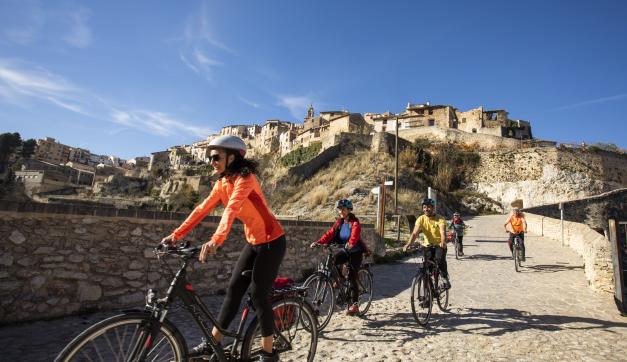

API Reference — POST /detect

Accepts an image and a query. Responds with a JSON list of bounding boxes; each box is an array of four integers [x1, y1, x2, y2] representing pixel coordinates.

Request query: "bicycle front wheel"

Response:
[[454, 239, 460, 259], [55, 312, 187, 362], [436, 276, 449, 311], [303, 272, 335, 331], [514, 247, 520, 272], [357, 269, 374, 316], [241, 297, 318, 362], [410, 274, 432, 326]]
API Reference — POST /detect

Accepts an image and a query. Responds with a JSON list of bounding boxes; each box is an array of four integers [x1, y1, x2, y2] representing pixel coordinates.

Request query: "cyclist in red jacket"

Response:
[[310, 199, 369, 316]]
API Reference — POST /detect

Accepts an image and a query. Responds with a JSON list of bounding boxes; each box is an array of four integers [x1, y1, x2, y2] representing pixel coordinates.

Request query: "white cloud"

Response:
[[238, 96, 260, 109], [0, 59, 215, 139], [277, 95, 314, 119], [0, 1, 92, 48], [0, 59, 78, 104], [550, 93, 627, 112], [0, 0, 44, 45], [194, 49, 223, 67], [111, 109, 214, 138], [63, 7, 92, 48], [178, 0, 234, 81]]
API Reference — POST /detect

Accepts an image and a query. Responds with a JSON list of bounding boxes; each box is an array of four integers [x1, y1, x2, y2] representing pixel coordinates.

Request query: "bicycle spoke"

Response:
[[80, 349, 95, 362], [89, 338, 105, 361]]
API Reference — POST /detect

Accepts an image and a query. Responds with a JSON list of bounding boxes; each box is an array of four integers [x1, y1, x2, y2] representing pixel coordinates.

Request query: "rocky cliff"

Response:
[[468, 147, 627, 208]]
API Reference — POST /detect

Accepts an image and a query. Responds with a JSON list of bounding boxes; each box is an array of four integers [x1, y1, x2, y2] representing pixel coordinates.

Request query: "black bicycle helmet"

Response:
[[335, 199, 353, 210], [421, 198, 435, 206]]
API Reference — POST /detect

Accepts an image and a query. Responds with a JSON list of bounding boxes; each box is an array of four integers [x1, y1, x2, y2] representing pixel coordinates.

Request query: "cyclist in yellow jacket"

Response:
[[403, 198, 451, 290]]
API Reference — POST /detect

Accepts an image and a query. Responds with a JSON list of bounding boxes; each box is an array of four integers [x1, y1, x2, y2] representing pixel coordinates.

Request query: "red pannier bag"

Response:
[[271, 277, 296, 331]]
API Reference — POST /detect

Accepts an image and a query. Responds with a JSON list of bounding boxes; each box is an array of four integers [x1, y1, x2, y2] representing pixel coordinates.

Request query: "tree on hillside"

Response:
[[0, 132, 22, 162], [21, 139, 37, 158]]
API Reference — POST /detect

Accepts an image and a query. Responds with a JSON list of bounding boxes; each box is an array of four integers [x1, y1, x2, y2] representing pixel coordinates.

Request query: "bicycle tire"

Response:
[[410, 273, 432, 326], [454, 238, 460, 260], [435, 276, 449, 311], [357, 269, 374, 316], [302, 272, 335, 332], [514, 247, 520, 272], [241, 297, 318, 362], [54, 312, 187, 362]]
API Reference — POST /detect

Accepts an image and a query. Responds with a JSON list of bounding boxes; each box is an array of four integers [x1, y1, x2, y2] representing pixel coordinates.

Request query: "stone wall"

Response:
[[525, 213, 614, 294], [469, 148, 627, 209], [523, 188, 626, 233], [0, 202, 382, 324], [397, 127, 525, 150], [287, 144, 341, 179]]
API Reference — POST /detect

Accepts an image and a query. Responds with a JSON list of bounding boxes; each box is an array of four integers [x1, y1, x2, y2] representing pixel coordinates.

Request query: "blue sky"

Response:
[[0, 0, 626, 159]]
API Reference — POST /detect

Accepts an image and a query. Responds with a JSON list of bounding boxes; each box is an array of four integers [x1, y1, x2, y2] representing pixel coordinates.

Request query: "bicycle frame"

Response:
[[318, 246, 354, 306], [149, 251, 252, 361], [414, 248, 441, 291]]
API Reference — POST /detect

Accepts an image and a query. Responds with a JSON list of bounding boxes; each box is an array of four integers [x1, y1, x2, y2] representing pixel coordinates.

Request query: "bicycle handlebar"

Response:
[[155, 243, 201, 259]]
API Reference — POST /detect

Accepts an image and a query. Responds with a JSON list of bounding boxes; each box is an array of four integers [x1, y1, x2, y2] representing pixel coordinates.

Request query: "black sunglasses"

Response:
[[209, 154, 221, 163]]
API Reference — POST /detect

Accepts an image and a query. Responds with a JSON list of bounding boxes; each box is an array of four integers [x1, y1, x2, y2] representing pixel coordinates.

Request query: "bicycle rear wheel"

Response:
[[241, 297, 318, 362], [356, 269, 374, 316], [54, 312, 187, 362], [410, 274, 432, 326]]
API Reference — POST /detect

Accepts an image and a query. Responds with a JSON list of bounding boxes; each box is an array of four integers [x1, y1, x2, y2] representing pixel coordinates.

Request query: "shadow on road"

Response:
[[474, 239, 507, 243], [521, 264, 583, 273], [384, 307, 627, 338], [462, 254, 514, 261]]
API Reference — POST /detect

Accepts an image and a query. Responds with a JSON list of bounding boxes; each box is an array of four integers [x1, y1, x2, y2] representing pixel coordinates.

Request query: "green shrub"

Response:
[[280, 142, 322, 167]]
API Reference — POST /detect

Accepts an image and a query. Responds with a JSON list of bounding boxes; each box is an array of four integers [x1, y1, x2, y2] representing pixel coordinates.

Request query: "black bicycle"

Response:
[[303, 244, 373, 332], [410, 246, 449, 326], [55, 243, 318, 362], [511, 232, 524, 272]]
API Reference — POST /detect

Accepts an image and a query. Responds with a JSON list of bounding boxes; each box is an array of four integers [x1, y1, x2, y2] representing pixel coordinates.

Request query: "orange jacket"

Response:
[[172, 174, 284, 246]]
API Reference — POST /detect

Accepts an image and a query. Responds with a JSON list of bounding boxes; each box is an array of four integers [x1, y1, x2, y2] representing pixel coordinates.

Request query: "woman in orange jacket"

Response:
[[161, 135, 284, 362]]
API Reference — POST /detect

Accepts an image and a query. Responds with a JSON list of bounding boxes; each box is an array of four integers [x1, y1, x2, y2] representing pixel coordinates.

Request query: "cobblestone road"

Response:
[[2, 215, 626, 361]]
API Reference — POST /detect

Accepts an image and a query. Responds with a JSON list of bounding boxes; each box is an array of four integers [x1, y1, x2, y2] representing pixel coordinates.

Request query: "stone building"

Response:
[[456, 107, 532, 139], [168, 146, 193, 169], [257, 120, 293, 154], [368, 102, 533, 140], [148, 150, 170, 173], [280, 128, 298, 155], [68, 147, 91, 165], [220, 125, 249, 138], [35, 137, 71, 165]]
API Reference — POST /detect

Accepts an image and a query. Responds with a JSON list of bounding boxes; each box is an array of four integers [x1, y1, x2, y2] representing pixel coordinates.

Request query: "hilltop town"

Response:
[[3, 100, 625, 217]]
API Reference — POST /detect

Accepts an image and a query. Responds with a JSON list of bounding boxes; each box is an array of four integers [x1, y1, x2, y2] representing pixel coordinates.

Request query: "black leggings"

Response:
[[508, 232, 525, 257], [424, 246, 449, 279], [333, 249, 363, 304], [217, 235, 286, 337]]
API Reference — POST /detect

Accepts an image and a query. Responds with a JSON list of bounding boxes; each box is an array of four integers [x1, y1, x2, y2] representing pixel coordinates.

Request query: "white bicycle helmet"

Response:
[[208, 135, 247, 157]]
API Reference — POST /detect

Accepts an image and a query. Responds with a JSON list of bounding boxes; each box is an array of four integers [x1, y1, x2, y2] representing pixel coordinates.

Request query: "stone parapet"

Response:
[[525, 213, 614, 294], [0, 202, 381, 324]]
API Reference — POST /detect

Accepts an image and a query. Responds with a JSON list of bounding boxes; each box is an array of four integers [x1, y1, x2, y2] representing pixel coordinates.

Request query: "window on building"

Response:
[[382, 126, 386, 132], [428, 119, 435, 126], [428, 109, 433, 115], [462, 118, 466, 123], [382, 120, 387, 125], [472, 128, 477, 133]]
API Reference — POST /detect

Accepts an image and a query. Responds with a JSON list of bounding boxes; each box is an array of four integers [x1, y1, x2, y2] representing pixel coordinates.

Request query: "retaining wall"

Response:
[[525, 213, 614, 294], [0, 201, 382, 324]]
